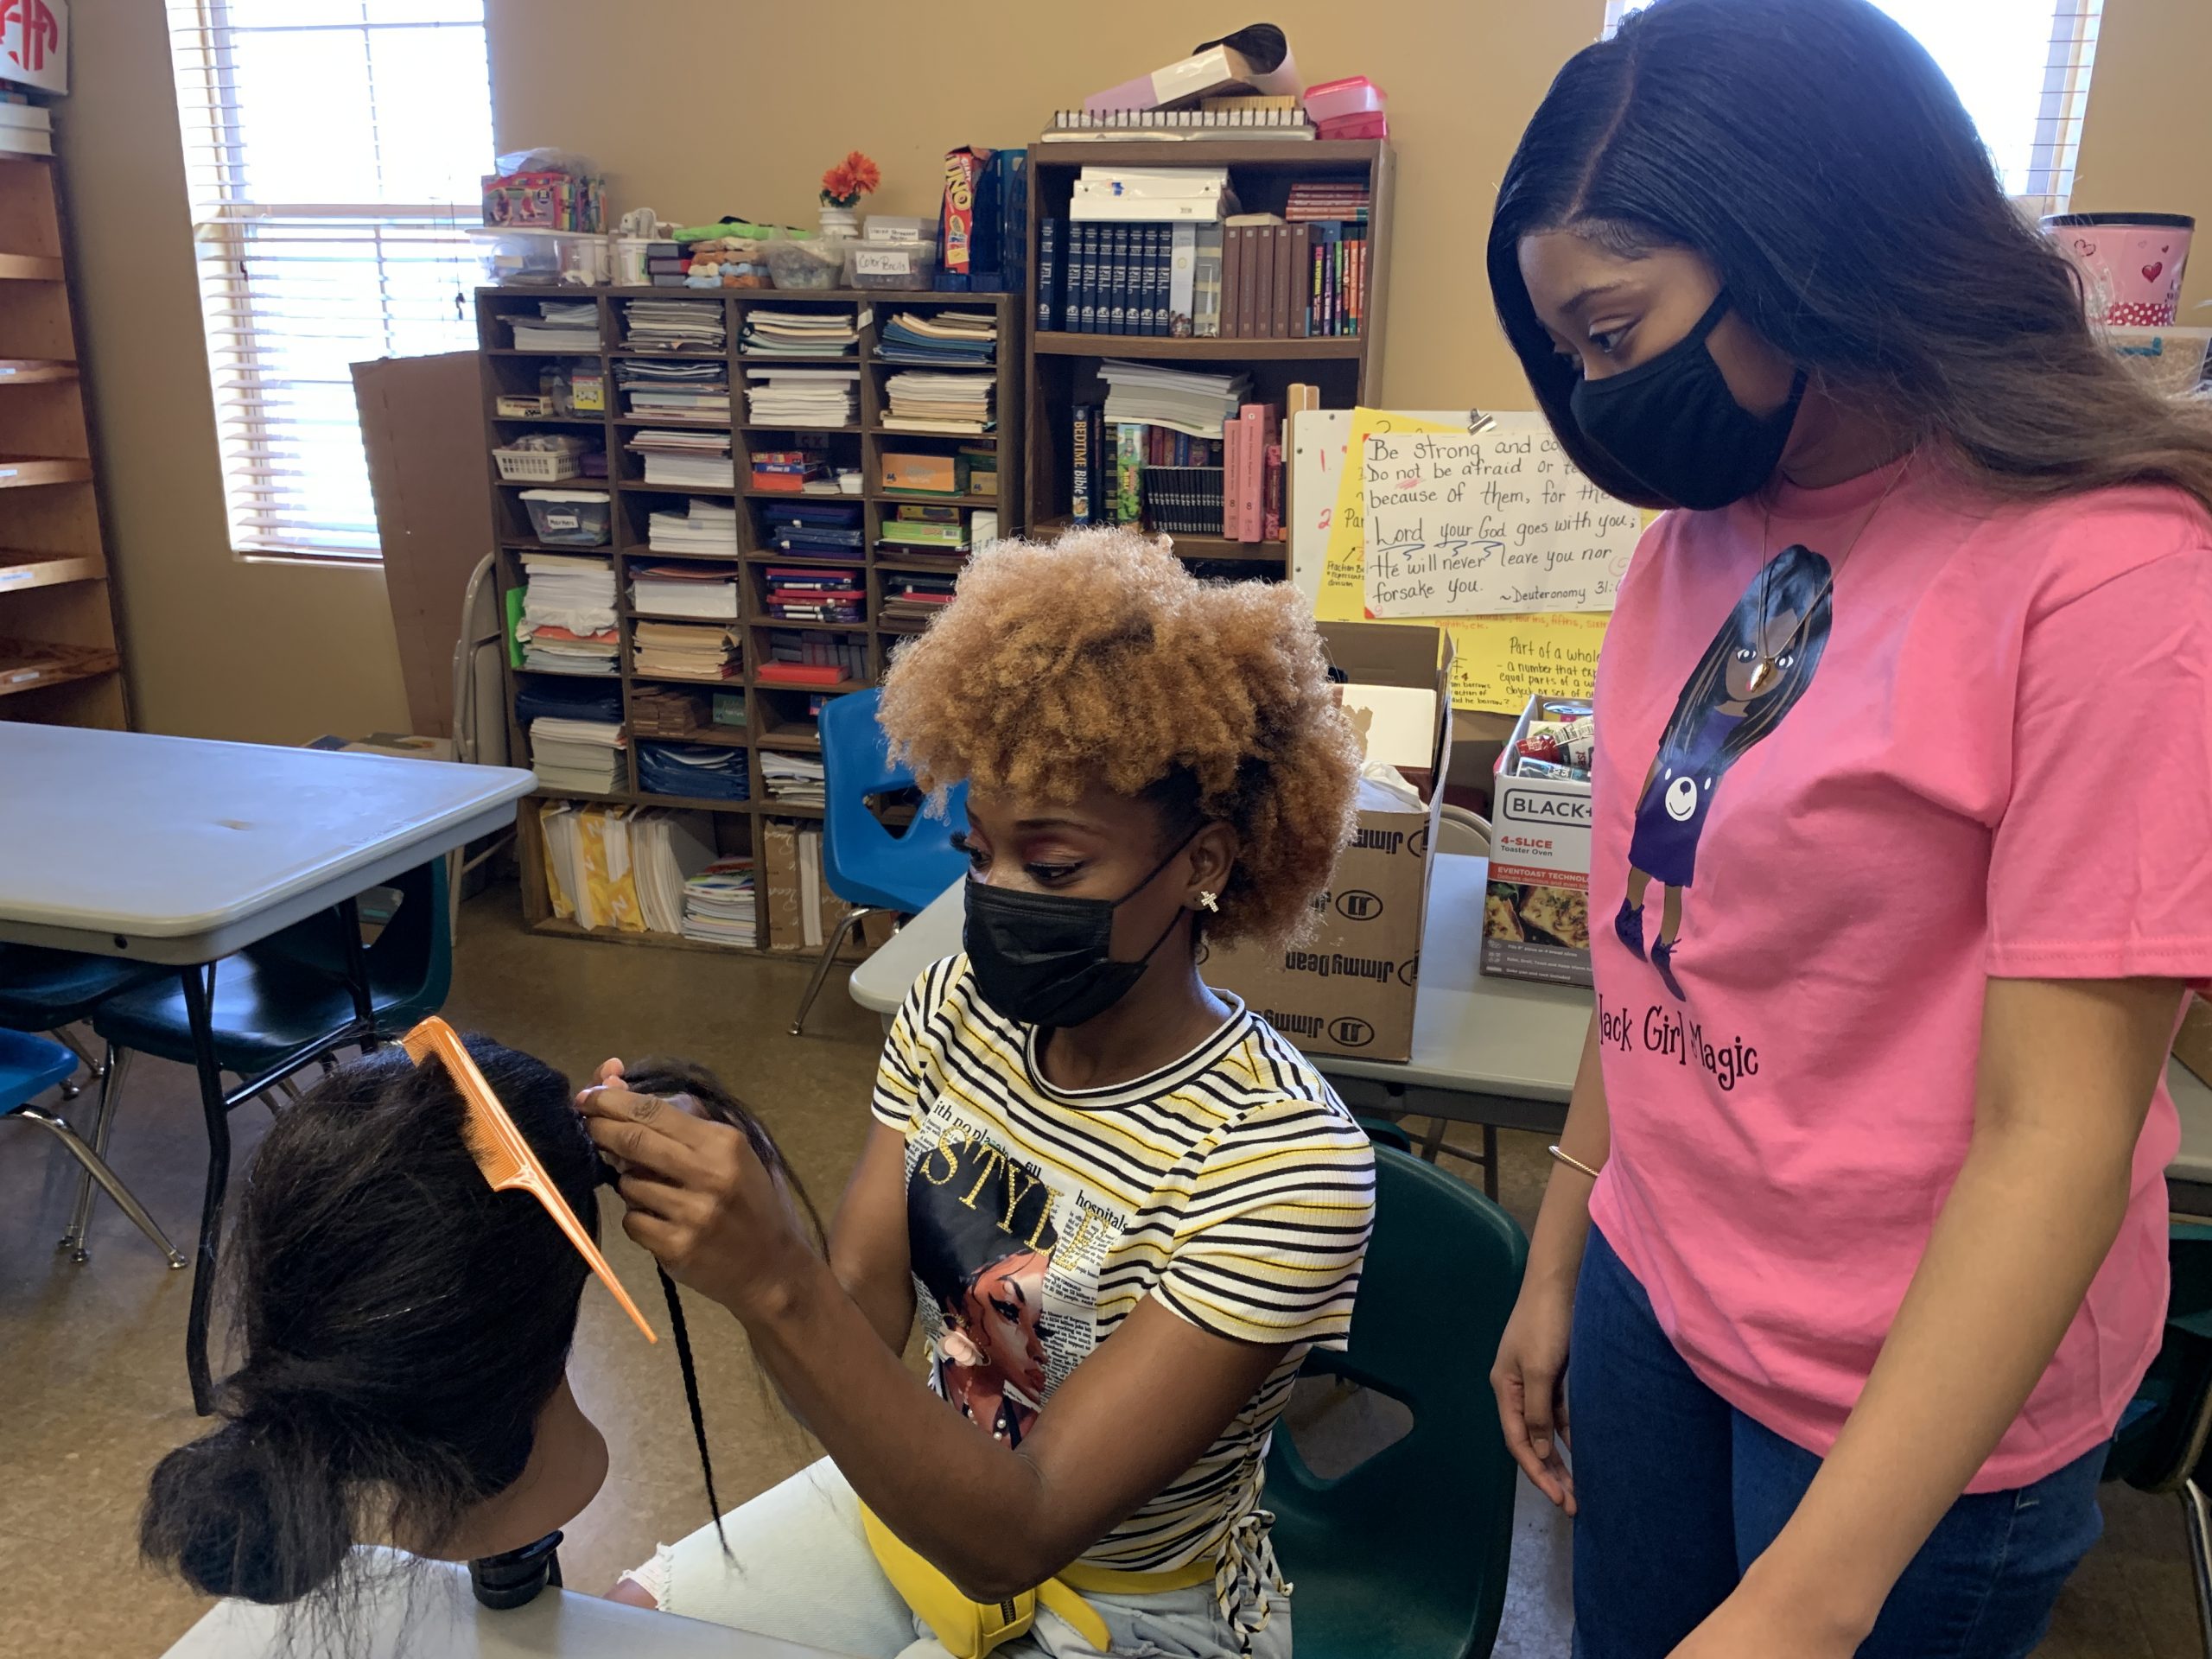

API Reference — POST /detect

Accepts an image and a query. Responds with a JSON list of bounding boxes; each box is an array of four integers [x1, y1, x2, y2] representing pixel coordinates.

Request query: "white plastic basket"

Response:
[[494, 447, 583, 483]]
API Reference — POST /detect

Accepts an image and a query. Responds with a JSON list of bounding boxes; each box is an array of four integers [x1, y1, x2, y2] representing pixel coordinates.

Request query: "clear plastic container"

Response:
[[763, 237, 849, 290], [843, 239, 938, 291], [519, 488, 612, 546], [469, 226, 612, 287]]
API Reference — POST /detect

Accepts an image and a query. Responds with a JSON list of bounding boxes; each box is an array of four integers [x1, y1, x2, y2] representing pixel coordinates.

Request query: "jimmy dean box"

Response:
[[1203, 621, 1451, 1062], [1483, 695, 1594, 987]]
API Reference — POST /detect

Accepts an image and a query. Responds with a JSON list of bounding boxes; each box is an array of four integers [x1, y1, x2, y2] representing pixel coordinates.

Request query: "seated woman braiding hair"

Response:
[[137, 1029, 807, 1639], [591, 527, 1378, 1658]]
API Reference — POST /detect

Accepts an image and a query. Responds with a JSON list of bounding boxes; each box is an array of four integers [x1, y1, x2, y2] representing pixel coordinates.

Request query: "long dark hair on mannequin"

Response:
[[139, 1039, 811, 1622], [1488, 0, 2212, 513]]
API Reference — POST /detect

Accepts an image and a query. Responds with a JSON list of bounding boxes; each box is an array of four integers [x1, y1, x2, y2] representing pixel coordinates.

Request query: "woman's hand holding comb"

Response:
[[576, 1059, 816, 1320]]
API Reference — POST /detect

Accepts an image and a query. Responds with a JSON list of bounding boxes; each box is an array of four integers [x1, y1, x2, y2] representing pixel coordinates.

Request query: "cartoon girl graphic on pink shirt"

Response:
[[1618, 543, 1834, 999]]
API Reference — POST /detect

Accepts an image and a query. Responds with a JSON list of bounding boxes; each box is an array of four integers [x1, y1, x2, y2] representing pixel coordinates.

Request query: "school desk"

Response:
[[846, 851, 2212, 1212], [161, 1560, 855, 1659], [0, 722, 533, 1412]]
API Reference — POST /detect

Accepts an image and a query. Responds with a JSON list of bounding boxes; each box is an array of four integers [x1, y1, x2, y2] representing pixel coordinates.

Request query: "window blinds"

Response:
[[1598, 1, 2101, 214], [165, 2, 493, 562]]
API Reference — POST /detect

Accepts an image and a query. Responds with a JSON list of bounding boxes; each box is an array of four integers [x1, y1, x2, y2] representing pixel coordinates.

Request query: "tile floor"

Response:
[[0, 887, 2197, 1656]]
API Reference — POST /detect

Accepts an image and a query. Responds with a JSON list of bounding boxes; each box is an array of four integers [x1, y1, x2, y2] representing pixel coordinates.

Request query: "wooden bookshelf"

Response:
[[1021, 139, 1391, 577], [0, 157, 126, 731], [475, 284, 1021, 954]]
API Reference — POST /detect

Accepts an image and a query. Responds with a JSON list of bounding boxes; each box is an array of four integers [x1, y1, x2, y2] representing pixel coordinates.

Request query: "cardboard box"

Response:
[[762, 819, 804, 950], [881, 452, 965, 495], [1201, 622, 1451, 1062], [352, 353, 499, 740], [2177, 994, 2212, 1088], [1482, 696, 1594, 988]]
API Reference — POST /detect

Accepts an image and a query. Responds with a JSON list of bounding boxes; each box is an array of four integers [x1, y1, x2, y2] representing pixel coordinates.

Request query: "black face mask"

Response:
[[963, 836, 1196, 1029], [1568, 290, 1807, 512]]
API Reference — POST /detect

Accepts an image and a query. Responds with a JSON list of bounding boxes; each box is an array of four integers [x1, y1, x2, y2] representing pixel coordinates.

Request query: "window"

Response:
[[1600, 1, 2101, 213], [166, 1, 493, 562]]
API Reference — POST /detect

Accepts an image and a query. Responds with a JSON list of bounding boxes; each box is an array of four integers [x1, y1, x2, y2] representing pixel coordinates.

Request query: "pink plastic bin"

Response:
[[1304, 76, 1387, 127]]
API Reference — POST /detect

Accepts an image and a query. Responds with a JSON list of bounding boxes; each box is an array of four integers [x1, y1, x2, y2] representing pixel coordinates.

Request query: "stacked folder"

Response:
[[529, 717, 626, 795], [618, 359, 729, 421], [760, 750, 827, 806], [741, 308, 859, 358], [647, 499, 740, 556], [745, 369, 860, 428], [637, 741, 750, 801], [683, 859, 760, 947], [539, 803, 718, 934], [623, 298, 726, 352], [517, 551, 618, 675], [627, 429, 736, 490], [633, 621, 741, 681], [881, 372, 994, 435], [630, 563, 739, 620], [874, 310, 997, 366]]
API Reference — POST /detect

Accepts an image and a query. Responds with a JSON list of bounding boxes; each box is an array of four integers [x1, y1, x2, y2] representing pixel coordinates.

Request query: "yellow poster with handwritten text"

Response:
[[1316, 408, 1613, 715]]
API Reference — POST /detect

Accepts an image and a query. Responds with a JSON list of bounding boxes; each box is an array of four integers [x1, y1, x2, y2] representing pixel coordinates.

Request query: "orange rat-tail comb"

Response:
[[400, 1016, 657, 1344]]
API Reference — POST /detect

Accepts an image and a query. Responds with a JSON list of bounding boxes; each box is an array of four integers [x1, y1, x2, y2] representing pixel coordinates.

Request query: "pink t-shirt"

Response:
[[1586, 454, 2212, 1491]]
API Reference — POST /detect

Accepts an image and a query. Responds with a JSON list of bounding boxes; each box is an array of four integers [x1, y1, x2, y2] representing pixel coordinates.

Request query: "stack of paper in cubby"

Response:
[[745, 369, 860, 428], [512, 300, 599, 351], [1098, 359, 1248, 438], [529, 718, 626, 795], [619, 359, 729, 420], [624, 298, 726, 353], [633, 621, 741, 681], [741, 308, 860, 358], [518, 551, 619, 675], [683, 859, 758, 947], [647, 499, 740, 556], [626, 429, 736, 489], [638, 741, 750, 801], [760, 750, 828, 806], [539, 803, 718, 934], [630, 563, 739, 619], [881, 372, 995, 435], [874, 311, 997, 365]]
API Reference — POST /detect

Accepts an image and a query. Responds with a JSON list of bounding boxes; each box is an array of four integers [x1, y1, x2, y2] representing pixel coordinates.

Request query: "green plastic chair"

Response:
[[1264, 1145, 1529, 1659], [2104, 1222, 2212, 1657]]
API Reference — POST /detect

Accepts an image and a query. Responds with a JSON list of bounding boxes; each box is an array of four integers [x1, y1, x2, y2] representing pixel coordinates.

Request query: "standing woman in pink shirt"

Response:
[[1484, 1, 2212, 1655]]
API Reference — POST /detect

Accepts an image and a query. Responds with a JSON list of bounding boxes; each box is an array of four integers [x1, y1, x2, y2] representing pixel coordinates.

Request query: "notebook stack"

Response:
[[882, 372, 995, 435], [518, 551, 619, 675], [638, 742, 750, 802], [510, 300, 599, 351], [874, 310, 997, 366], [741, 308, 860, 358], [759, 630, 867, 687], [746, 369, 860, 428], [881, 569, 958, 626], [878, 504, 969, 553], [760, 751, 828, 807], [624, 298, 727, 353], [633, 621, 741, 681], [630, 563, 739, 620], [627, 684, 713, 739], [618, 359, 729, 421], [529, 718, 626, 795], [1099, 359, 1248, 438], [646, 498, 740, 556], [759, 502, 863, 558], [683, 859, 760, 948], [627, 429, 736, 489], [765, 566, 863, 623], [751, 447, 830, 493]]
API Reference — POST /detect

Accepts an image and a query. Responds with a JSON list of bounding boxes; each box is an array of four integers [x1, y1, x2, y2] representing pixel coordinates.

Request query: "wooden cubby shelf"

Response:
[[1023, 138, 1390, 579], [478, 282, 1023, 955], [0, 157, 127, 732]]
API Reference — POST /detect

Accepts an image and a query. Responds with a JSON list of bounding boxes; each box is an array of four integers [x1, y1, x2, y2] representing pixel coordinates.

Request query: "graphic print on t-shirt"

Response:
[[904, 1092, 1128, 1449], [1618, 543, 1833, 1001]]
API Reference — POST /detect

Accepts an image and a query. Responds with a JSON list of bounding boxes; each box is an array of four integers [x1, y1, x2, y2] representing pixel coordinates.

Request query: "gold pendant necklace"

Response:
[[1749, 456, 1913, 693]]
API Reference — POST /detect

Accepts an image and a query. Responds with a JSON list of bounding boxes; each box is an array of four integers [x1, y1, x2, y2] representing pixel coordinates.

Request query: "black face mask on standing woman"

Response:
[[963, 834, 1198, 1030], [1569, 290, 1808, 512]]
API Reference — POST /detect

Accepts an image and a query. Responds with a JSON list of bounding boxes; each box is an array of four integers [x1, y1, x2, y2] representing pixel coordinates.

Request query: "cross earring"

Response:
[[1197, 891, 1219, 912]]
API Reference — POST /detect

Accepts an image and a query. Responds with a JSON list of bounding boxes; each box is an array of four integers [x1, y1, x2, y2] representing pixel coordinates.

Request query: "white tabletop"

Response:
[[0, 723, 534, 963], [161, 1560, 854, 1659]]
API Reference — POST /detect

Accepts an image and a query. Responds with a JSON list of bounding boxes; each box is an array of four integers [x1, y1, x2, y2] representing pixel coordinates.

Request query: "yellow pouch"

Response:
[[859, 1503, 1111, 1659]]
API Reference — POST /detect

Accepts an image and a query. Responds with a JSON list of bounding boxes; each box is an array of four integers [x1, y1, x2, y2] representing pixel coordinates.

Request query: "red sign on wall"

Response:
[[0, 0, 67, 95]]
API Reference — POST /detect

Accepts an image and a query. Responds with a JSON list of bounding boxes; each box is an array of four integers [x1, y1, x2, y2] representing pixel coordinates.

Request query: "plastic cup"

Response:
[[2042, 213, 2194, 326]]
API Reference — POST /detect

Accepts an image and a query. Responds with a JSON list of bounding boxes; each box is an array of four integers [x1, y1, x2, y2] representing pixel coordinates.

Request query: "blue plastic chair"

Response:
[[1, 1027, 184, 1268], [1264, 1146, 1529, 1659], [790, 688, 970, 1034], [0, 944, 172, 1259]]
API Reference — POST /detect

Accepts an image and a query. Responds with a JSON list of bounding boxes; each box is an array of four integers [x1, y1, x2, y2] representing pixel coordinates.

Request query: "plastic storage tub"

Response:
[[844, 239, 938, 290], [1303, 76, 1387, 124], [469, 226, 611, 287], [493, 446, 582, 483], [763, 237, 849, 289], [519, 488, 611, 546]]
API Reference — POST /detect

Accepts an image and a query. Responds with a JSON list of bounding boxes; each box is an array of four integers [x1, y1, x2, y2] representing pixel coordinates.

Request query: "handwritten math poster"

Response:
[[1361, 425, 1642, 619]]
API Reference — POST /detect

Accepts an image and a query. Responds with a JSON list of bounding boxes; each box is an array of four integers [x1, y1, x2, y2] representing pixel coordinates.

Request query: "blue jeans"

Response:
[[1569, 1226, 2107, 1659]]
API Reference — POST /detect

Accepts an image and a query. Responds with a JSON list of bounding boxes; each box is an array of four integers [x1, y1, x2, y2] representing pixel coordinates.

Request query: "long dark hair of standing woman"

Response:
[[1487, 0, 2212, 513]]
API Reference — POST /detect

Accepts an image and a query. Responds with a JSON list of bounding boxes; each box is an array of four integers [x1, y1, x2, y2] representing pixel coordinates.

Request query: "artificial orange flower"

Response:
[[820, 150, 881, 207]]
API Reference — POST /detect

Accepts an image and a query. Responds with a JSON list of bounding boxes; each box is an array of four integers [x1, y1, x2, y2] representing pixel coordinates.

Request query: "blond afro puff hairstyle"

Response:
[[877, 526, 1363, 950]]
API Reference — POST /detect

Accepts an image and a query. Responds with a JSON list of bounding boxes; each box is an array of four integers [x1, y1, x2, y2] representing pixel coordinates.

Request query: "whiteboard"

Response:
[[1290, 408, 1516, 609]]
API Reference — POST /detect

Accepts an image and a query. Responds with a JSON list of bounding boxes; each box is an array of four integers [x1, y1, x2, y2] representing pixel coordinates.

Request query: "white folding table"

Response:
[[849, 852, 2212, 1210], [0, 723, 534, 1409], [162, 1558, 855, 1659]]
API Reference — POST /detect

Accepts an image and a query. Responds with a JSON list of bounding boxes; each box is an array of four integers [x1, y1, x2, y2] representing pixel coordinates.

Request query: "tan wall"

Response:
[[52, 0, 2212, 741], [55, 0, 410, 744], [2072, 0, 2212, 317]]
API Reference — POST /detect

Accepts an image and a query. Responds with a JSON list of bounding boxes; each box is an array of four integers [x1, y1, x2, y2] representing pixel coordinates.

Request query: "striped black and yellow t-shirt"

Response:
[[871, 953, 1376, 1580]]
